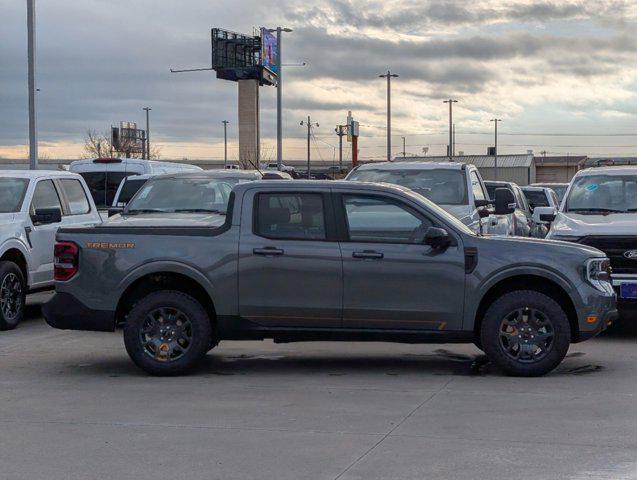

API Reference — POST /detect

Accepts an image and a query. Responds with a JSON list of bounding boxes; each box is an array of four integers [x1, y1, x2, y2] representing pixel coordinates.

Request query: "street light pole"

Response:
[[490, 118, 502, 180], [443, 99, 457, 160], [222, 120, 229, 168], [379, 71, 399, 162], [270, 27, 292, 171], [335, 125, 346, 171], [143, 107, 151, 159], [27, 0, 37, 170], [401, 136, 406, 157], [300, 116, 319, 179]]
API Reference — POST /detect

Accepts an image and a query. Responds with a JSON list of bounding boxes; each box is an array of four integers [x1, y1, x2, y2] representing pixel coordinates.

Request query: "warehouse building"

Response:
[[533, 155, 586, 183]]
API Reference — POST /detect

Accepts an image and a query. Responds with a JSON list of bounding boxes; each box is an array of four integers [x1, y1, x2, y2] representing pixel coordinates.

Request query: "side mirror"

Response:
[[533, 206, 556, 224], [494, 188, 516, 215], [31, 207, 62, 225], [474, 199, 491, 208], [424, 226, 451, 249], [108, 207, 123, 217]]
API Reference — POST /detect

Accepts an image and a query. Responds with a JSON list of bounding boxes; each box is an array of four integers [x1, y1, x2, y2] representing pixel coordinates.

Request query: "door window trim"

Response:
[[55, 178, 93, 216], [251, 191, 338, 242], [30, 178, 64, 217]]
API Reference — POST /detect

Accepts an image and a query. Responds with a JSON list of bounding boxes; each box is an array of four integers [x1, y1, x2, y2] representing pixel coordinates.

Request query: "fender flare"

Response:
[[117, 260, 217, 304], [0, 238, 32, 284]]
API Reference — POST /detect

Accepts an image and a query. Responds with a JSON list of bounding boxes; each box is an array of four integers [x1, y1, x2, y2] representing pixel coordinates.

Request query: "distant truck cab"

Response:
[[69, 158, 202, 209]]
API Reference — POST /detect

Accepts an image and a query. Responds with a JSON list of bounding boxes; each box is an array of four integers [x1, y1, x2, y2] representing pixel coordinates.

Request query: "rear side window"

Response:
[[31, 180, 62, 213], [256, 193, 326, 240], [60, 179, 91, 214], [469, 170, 487, 201]]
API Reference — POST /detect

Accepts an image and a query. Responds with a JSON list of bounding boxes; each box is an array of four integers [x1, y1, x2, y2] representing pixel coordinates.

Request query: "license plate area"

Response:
[[619, 282, 637, 299]]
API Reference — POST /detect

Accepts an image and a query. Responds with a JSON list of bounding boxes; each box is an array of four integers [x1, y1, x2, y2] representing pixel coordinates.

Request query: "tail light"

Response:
[[54, 242, 79, 281]]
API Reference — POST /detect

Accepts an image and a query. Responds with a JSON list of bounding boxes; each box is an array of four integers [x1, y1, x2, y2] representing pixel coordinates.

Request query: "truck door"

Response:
[[28, 179, 64, 286], [238, 189, 342, 328], [336, 192, 466, 331]]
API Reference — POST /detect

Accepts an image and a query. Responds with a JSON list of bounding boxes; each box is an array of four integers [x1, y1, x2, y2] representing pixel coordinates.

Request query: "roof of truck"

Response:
[[578, 166, 637, 176], [353, 161, 466, 171], [0, 170, 83, 180]]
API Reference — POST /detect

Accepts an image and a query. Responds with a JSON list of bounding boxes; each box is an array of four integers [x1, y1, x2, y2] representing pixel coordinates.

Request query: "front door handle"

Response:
[[352, 250, 384, 259], [253, 247, 285, 256]]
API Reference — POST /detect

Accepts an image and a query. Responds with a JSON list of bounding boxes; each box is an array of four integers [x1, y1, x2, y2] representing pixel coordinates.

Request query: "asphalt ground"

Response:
[[0, 292, 635, 480]]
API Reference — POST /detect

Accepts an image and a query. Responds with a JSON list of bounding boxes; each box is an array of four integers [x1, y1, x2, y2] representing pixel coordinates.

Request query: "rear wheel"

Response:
[[480, 290, 570, 376], [123, 290, 212, 375], [0, 261, 26, 331]]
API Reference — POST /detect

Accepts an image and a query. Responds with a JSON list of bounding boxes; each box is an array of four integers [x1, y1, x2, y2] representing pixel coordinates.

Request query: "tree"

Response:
[[82, 129, 161, 159]]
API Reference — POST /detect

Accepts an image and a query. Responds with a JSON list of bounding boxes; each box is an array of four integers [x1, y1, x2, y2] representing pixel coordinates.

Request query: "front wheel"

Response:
[[480, 290, 571, 377], [0, 261, 26, 331], [123, 290, 212, 376]]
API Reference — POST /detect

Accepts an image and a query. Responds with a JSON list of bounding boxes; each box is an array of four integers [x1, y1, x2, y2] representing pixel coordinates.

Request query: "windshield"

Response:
[[116, 178, 148, 205], [565, 174, 637, 213], [125, 177, 249, 214], [348, 169, 468, 205], [0, 178, 29, 213]]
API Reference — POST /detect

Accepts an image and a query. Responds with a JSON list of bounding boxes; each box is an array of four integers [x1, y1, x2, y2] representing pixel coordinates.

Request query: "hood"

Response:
[[103, 212, 226, 228], [550, 212, 637, 237], [440, 204, 472, 223], [480, 233, 603, 257]]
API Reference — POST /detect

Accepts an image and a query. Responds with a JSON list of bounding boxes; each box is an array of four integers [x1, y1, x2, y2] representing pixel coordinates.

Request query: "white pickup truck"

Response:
[[0, 170, 101, 329]]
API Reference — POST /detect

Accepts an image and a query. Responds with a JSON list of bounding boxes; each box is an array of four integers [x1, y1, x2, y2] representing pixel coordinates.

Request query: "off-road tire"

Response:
[[0, 261, 26, 331], [481, 290, 571, 377], [124, 290, 212, 376]]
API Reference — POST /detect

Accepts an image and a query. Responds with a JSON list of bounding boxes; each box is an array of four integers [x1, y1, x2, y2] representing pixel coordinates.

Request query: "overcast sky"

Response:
[[1, 0, 636, 161]]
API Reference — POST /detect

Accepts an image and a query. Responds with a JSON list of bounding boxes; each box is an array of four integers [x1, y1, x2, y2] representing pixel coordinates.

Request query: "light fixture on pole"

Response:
[[143, 107, 152, 159], [222, 120, 229, 168], [379, 71, 399, 162], [490, 118, 502, 180], [443, 99, 458, 160], [300, 116, 319, 179], [268, 27, 293, 171]]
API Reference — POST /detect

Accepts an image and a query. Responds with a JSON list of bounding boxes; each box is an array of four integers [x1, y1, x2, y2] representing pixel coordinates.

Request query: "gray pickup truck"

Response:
[[44, 173, 617, 376]]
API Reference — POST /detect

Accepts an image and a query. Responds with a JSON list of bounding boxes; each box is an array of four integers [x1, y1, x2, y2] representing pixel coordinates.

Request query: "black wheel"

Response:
[[0, 261, 26, 331], [480, 290, 570, 377], [123, 290, 212, 376]]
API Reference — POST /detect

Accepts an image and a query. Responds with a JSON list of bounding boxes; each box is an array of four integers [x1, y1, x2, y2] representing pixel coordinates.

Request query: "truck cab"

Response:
[[346, 162, 497, 234]]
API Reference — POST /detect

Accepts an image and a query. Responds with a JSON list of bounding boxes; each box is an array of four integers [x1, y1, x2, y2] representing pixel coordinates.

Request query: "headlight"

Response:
[[585, 258, 613, 293]]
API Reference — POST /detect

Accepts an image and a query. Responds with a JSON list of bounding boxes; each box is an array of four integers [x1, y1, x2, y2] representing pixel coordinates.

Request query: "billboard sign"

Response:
[[260, 27, 278, 75]]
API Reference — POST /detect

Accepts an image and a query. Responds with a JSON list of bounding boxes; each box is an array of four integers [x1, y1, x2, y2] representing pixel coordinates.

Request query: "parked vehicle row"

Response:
[[42, 173, 617, 377]]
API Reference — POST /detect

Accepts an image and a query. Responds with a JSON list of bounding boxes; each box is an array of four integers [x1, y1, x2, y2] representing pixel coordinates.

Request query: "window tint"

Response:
[[79, 171, 133, 207], [256, 193, 326, 240], [0, 178, 29, 213], [117, 178, 148, 204], [343, 195, 431, 244], [523, 189, 550, 208], [60, 179, 91, 214], [469, 171, 486, 201], [31, 180, 62, 214]]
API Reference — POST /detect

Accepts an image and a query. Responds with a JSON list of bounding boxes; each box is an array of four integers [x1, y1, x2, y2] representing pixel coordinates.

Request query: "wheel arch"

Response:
[[473, 274, 580, 343], [0, 244, 30, 287]]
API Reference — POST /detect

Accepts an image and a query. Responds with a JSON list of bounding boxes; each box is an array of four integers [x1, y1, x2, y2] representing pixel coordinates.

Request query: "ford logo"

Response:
[[624, 250, 637, 259]]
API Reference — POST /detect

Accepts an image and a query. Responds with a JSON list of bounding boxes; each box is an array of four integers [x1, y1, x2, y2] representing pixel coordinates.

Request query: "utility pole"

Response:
[[401, 136, 406, 157], [443, 99, 457, 160], [269, 27, 293, 171], [490, 118, 501, 180], [379, 71, 399, 162], [143, 107, 151, 159], [300, 116, 319, 179], [335, 125, 346, 171], [27, 0, 37, 170], [222, 120, 229, 168]]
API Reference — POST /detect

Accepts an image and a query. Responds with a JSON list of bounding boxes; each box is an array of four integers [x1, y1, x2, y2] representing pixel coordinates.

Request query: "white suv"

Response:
[[0, 170, 101, 329]]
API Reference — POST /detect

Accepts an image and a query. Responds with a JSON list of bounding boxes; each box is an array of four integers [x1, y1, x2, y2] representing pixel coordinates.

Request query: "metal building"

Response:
[[395, 154, 536, 185]]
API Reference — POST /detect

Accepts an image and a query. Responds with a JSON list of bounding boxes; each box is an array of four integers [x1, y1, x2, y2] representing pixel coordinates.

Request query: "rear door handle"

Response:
[[253, 247, 285, 256], [352, 250, 384, 259]]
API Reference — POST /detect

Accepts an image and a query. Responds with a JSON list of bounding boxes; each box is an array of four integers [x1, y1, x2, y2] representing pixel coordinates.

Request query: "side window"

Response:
[[60, 179, 91, 215], [469, 170, 487, 201], [31, 179, 62, 214], [256, 193, 326, 240], [343, 195, 431, 244]]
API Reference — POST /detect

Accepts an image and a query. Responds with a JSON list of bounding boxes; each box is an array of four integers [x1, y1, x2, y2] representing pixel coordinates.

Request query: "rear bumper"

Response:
[[43, 292, 115, 332]]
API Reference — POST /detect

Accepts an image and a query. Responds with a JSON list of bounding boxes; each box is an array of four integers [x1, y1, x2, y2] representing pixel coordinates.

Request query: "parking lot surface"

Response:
[[1, 294, 636, 480]]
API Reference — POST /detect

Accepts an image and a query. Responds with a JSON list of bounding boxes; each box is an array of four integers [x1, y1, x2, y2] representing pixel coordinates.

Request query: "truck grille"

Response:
[[579, 236, 637, 274]]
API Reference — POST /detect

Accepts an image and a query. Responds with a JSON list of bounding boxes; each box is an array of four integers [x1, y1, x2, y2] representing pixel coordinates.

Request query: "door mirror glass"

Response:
[[423, 226, 451, 249], [533, 206, 556, 224], [494, 188, 516, 215], [31, 207, 62, 225]]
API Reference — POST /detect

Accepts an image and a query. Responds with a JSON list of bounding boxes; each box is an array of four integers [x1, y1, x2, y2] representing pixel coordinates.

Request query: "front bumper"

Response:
[[573, 279, 617, 342], [611, 276, 637, 320], [43, 292, 115, 332]]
